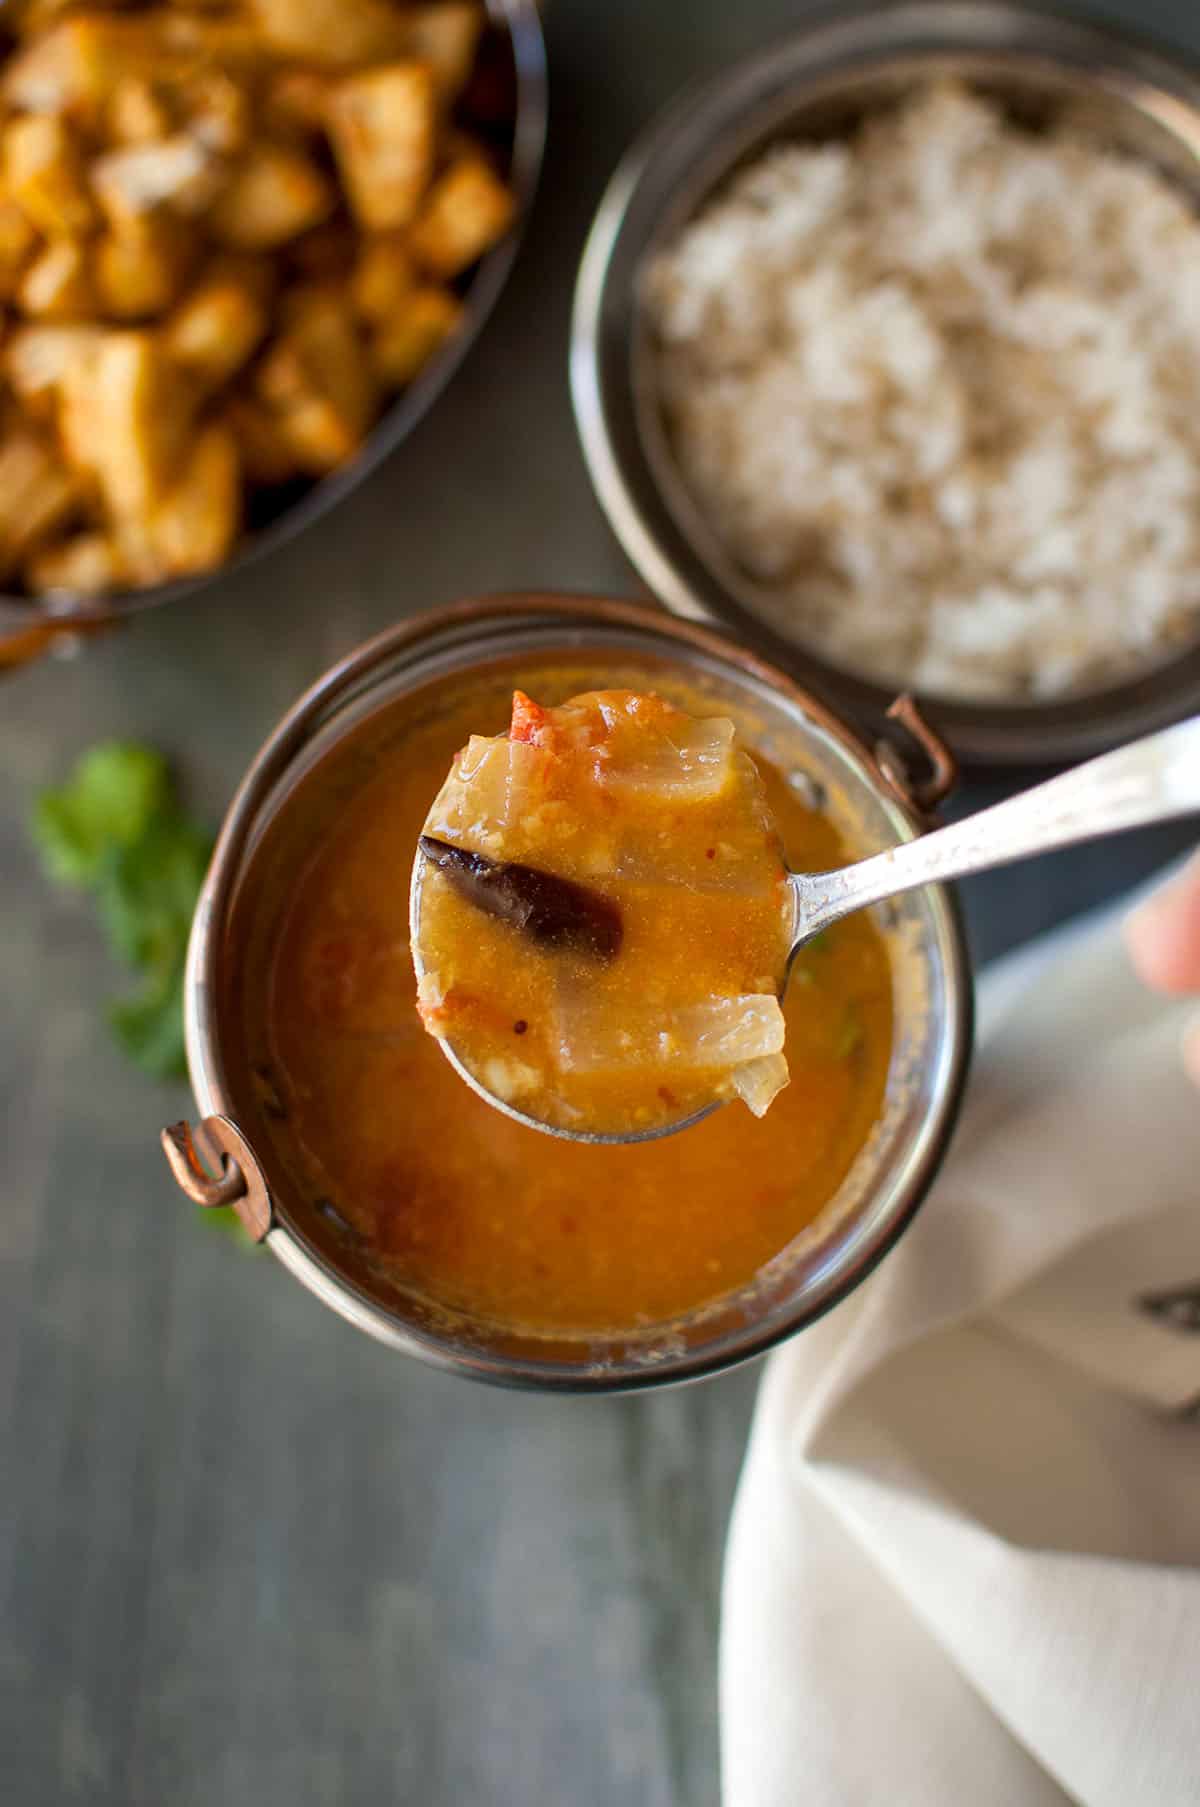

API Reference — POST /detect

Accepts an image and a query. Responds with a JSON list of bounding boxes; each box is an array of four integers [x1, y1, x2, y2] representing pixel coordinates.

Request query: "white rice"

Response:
[[643, 85, 1200, 700]]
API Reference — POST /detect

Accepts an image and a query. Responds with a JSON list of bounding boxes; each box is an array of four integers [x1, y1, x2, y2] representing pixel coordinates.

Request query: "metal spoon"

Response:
[[412, 713, 1200, 1144]]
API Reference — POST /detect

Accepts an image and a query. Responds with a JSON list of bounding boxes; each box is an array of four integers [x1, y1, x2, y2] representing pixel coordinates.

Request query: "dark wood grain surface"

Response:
[[4, 3, 1199, 1802]]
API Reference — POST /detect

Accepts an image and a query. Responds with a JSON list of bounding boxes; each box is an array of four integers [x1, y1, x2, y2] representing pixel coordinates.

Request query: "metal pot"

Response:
[[0, 0, 546, 670], [570, 0, 1200, 766], [163, 595, 972, 1391]]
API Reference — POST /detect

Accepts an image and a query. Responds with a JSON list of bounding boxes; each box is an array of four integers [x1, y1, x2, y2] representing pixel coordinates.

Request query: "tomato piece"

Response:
[[510, 689, 550, 745]]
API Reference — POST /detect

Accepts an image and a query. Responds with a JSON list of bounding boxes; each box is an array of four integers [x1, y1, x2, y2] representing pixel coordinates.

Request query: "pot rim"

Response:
[[183, 593, 974, 1391], [570, 0, 1200, 768]]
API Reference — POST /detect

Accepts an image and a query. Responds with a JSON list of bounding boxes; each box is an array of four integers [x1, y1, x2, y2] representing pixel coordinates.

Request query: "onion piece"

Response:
[[426, 735, 544, 846], [601, 713, 736, 803], [731, 1053, 790, 1117], [533, 690, 738, 803], [478, 1055, 540, 1102], [556, 992, 786, 1075]]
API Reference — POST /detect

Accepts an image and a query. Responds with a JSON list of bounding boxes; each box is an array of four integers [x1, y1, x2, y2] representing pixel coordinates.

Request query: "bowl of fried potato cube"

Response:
[[0, 0, 544, 662]]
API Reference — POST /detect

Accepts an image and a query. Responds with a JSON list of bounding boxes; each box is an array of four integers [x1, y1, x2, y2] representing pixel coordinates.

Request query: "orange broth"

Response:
[[245, 687, 894, 1335]]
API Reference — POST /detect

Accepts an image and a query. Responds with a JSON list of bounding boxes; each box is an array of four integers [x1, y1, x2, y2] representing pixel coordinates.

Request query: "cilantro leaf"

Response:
[[109, 961, 189, 1080], [31, 741, 213, 1081], [32, 743, 171, 887], [97, 817, 212, 971]]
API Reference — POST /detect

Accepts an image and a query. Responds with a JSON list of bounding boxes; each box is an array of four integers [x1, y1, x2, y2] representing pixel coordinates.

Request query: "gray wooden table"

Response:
[[4, 4, 1199, 1802]]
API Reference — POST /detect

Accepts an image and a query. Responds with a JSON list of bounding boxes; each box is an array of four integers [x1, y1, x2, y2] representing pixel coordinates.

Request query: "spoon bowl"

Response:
[[413, 711, 1200, 1144]]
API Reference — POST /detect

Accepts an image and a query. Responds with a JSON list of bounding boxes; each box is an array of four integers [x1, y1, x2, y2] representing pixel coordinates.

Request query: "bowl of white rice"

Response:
[[571, 1, 1200, 764]]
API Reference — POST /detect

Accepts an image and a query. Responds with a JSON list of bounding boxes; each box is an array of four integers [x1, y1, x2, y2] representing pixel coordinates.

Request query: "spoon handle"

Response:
[[792, 714, 1200, 946]]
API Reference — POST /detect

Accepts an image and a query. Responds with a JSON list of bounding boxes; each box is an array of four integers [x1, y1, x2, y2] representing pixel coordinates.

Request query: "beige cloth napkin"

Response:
[[722, 878, 1200, 1807]]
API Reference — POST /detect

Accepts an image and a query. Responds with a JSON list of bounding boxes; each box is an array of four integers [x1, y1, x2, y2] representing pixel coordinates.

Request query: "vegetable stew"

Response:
[[228, 670, 894, 1335]]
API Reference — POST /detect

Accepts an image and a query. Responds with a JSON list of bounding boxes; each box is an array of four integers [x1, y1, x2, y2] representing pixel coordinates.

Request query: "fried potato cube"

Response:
[[18, 237, 94, 319], [6, 322, 100, 416], [405, 3, 484, 102], [164, 262, 269, 392], [224, 393, 299, 485], [257, 288, 377, 471], [0, 201, 38, 300], [369, 285, 461, 386], [144, 420, 241, 578], [0, 428, 82, 580], [350, 234, 415, 324], [109, 68, 250, 156], [183, 69, 253, 156], [25, 529, 126, 597], [408, 155, 514, 278], [4, 114, 95, 237], [107, 77, 176, 146], [248, 0, 407, 68], [94, 214, 194, 320], [327, 63, 436, 232], [92, 134, 227, 224], [4, 17, 157, 126], [59, 329, 192, 519], [209, 141, 334, 249], [262, 66, 332, 138], [271, 397, 351, 472]]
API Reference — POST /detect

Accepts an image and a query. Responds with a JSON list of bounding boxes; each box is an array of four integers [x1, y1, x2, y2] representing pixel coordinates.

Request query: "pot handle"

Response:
[[161, 1115, 274, 1243], [873, 695, 958, 820]]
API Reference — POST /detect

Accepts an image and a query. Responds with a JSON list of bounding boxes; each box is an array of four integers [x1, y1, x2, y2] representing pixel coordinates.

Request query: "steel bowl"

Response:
[[571, 0, 1200, 767], [0, 0, 546, 670], [162, 594, 972, 1392]]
